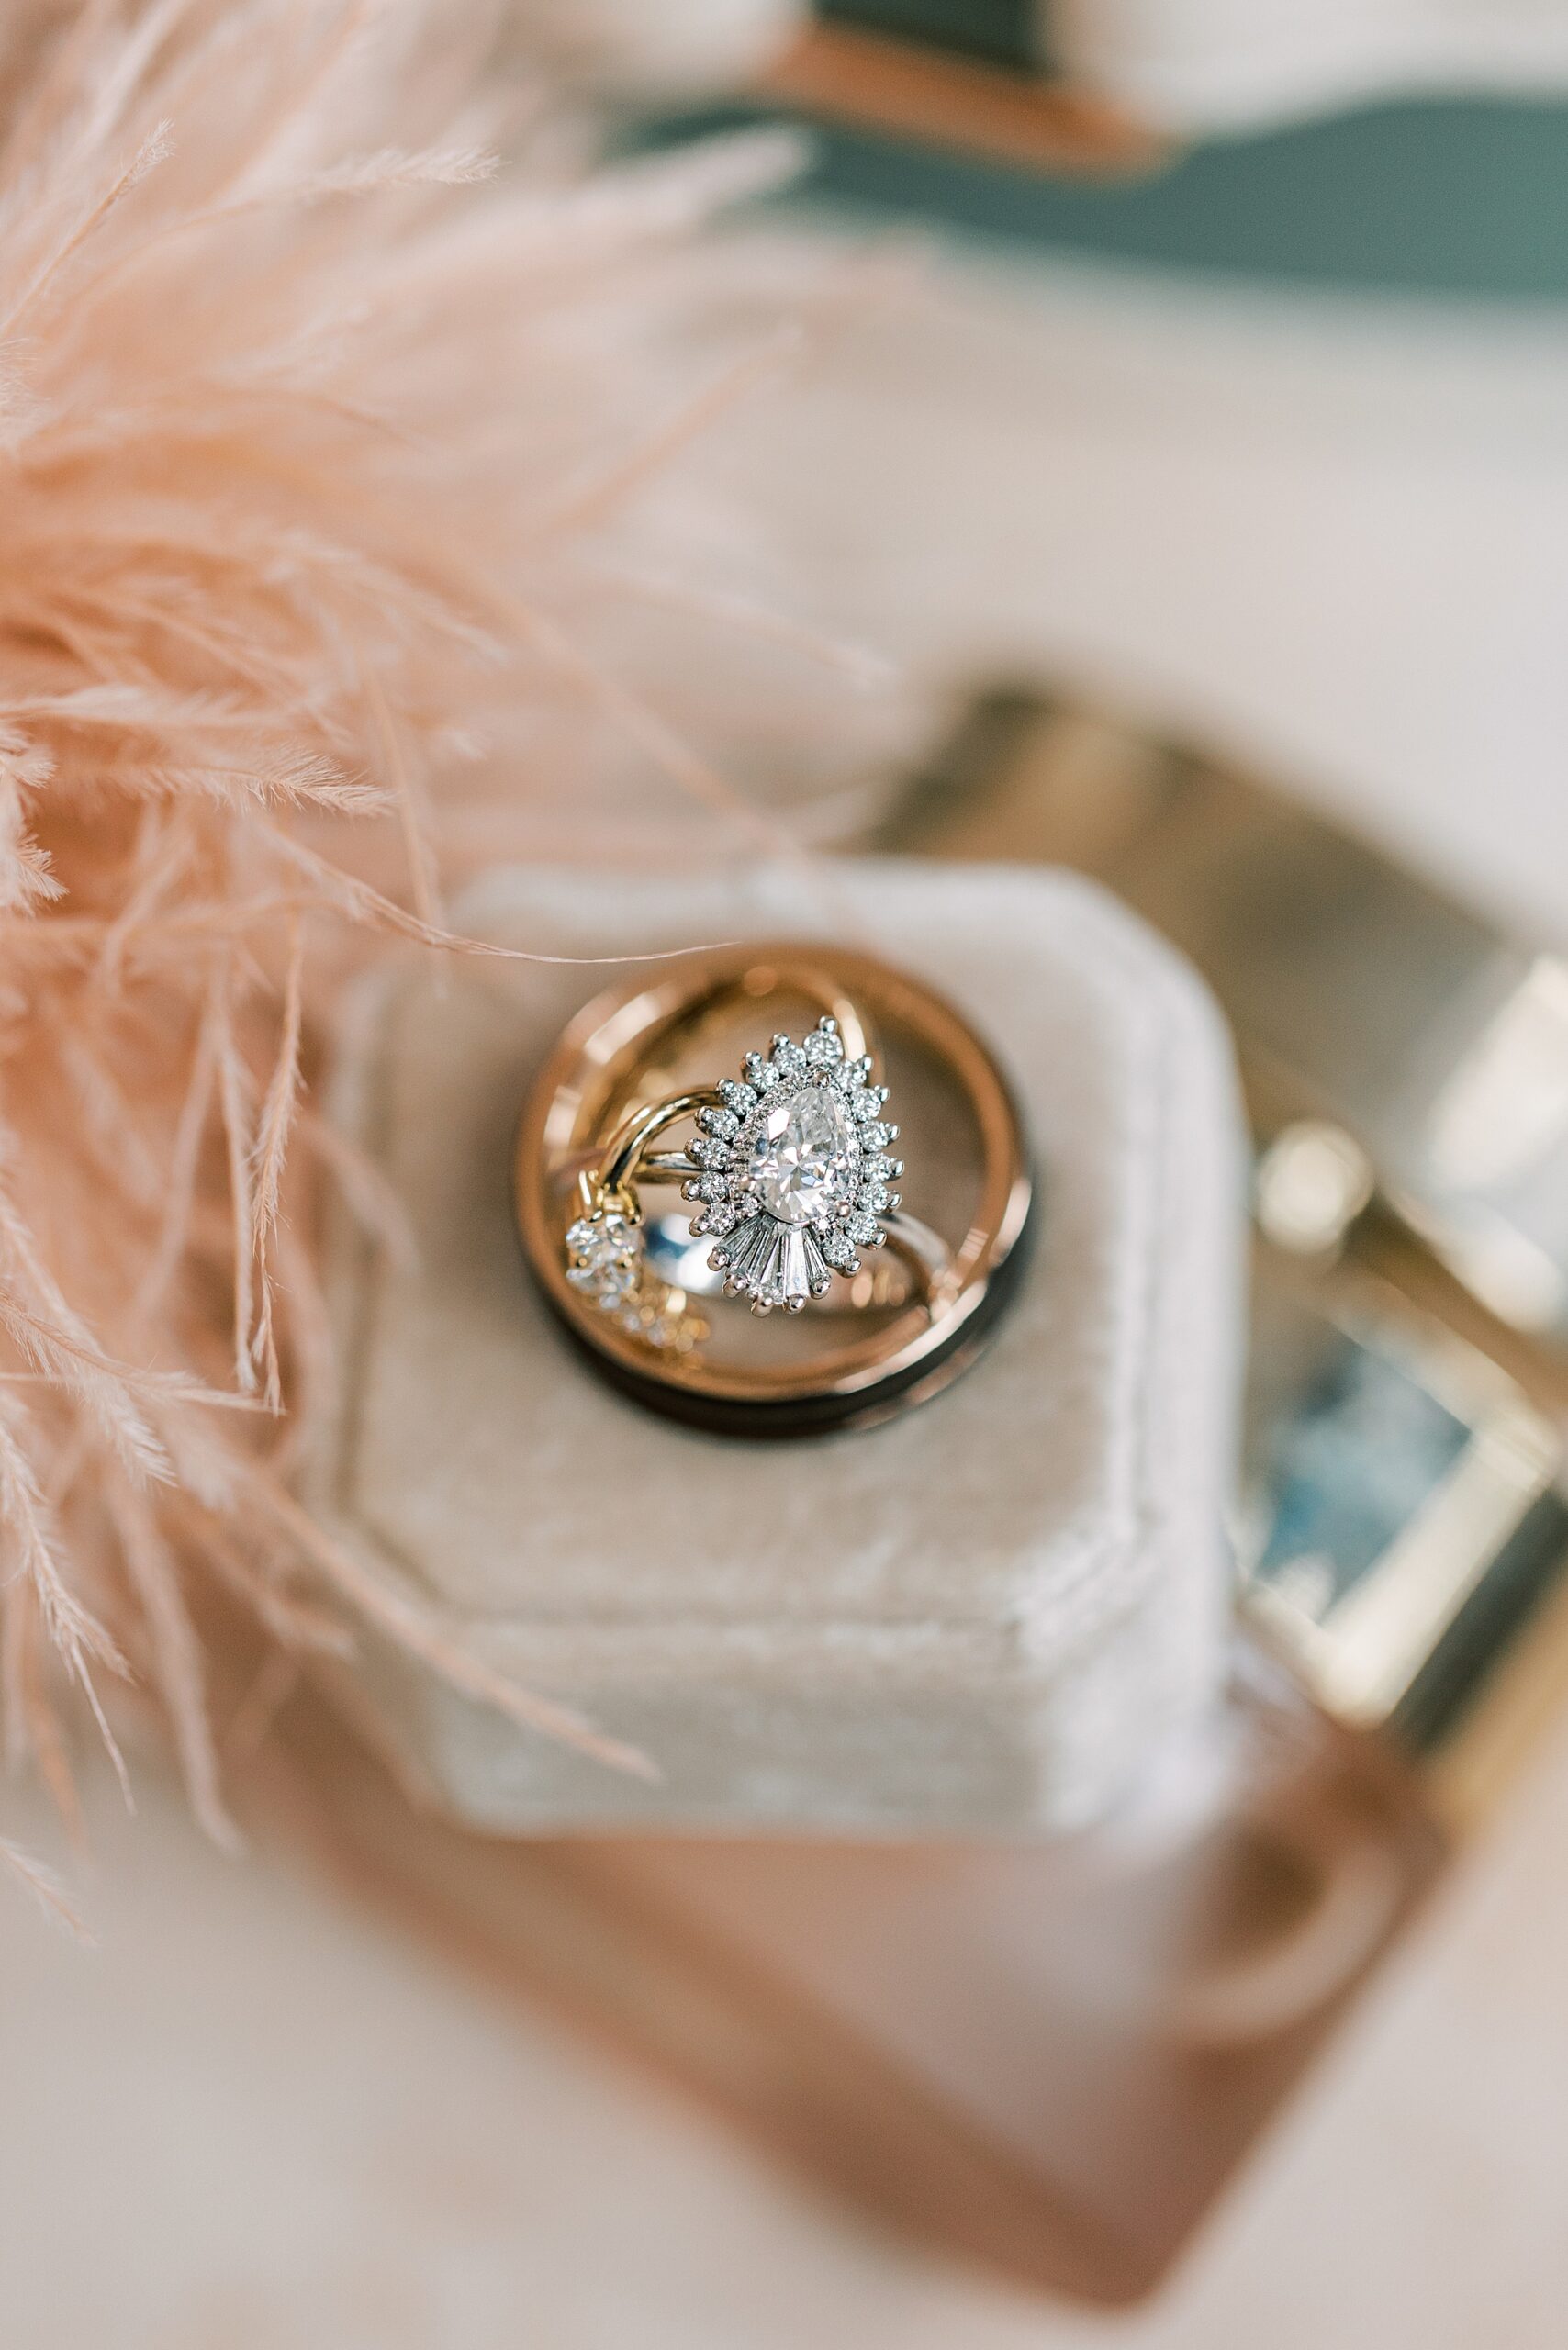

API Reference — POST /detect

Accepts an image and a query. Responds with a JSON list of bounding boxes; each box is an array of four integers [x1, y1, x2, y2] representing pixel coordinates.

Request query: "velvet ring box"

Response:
[[313, 860, 1245, 1836]]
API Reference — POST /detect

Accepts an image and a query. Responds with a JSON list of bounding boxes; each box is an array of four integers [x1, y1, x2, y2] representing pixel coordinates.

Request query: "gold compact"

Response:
[[875, 683, 1568, 1832], [514, 943, 1034, 1438]]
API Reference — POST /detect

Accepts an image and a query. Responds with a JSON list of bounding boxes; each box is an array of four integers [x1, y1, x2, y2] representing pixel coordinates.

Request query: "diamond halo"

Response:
[[682, 1015, 903, 1314]]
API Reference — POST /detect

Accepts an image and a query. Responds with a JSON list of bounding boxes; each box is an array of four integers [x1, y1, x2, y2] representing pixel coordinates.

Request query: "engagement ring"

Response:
[[517, 944, 1032, 1436]]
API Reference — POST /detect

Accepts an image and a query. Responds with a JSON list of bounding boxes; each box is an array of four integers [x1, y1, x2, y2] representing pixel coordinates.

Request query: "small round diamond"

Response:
[[566, 1210, 641, 1301]]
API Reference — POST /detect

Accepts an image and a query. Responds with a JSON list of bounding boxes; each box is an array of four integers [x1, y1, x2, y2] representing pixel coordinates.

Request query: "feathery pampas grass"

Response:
[[0, 0, 814, 1908]]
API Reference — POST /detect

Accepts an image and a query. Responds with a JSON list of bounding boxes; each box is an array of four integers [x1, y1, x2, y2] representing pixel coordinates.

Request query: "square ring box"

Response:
[[314, 860, 1246, 1836]]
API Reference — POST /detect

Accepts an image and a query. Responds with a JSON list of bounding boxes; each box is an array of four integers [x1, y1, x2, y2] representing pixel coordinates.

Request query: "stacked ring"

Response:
[[514, 944, 1034, 1437]]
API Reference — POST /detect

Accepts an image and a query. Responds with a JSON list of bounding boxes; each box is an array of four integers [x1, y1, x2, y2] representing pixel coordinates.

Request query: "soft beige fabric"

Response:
[[315, 861, 1245, 1833]]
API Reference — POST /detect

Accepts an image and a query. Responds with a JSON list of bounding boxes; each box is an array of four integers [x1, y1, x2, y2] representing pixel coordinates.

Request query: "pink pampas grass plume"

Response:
[[0, 0, 807, 1891]]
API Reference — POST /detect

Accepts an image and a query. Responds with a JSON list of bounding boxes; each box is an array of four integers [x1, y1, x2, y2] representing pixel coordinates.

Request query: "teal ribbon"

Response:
[[649, 95, 1568, 300], [817, 0, 1041, 71]]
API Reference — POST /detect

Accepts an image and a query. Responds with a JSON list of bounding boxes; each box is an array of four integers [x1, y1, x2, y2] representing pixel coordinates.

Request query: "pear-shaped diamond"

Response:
[[744, 1084, 858, 1228]]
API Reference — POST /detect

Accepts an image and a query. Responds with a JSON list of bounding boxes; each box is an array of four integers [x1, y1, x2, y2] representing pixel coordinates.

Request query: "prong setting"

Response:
[[683, 1015, 904, 1311], [563, 1203, 708, 1354]]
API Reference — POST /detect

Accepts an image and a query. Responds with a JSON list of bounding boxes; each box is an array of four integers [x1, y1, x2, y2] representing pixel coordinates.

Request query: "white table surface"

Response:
[[6, 1717, 1568, 2350]]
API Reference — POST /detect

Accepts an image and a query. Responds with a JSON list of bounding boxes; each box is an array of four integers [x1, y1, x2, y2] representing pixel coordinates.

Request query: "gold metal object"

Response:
[[875, 685, 1568, 1826], [754, 23, 1167, 177], [515, 943, 1034, 1437], [1243, 1237, 1568, 1830], [570, 1019, 947, 1326], [876, 688, 1568, 1375]]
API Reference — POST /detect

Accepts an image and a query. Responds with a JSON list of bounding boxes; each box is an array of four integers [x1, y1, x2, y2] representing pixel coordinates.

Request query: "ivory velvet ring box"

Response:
[[314, 860, 1246, 1836]]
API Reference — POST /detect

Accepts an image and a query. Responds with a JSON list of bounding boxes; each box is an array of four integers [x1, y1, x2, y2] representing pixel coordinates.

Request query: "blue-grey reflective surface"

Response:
[[1256, 1337, 1469, 1608]]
